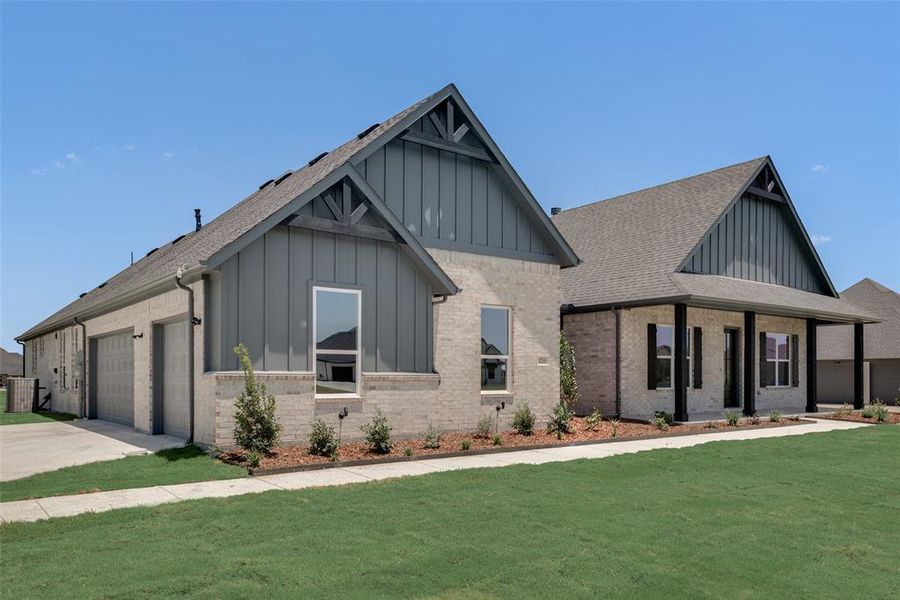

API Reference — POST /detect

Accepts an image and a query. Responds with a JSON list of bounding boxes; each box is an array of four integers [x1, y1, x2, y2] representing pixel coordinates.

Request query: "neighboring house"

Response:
[[16, 84, 579, 446], [1, 347, 24, 387], [552, 157, 875, 421], [817, 278, 900, 405]]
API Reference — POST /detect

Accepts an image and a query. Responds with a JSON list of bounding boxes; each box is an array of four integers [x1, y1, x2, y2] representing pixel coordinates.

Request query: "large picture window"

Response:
[[655, 325, 692, 389], [481, 306, 510, 392], [313, 287, 360, 397], [763, 332, 790, 387]]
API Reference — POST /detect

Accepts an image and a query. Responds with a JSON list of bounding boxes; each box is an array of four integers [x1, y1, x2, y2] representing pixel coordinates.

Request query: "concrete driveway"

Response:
[[0, 420, 185, 482]]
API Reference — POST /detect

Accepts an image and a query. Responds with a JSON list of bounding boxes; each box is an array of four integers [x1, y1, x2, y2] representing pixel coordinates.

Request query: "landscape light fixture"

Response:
[[495, 401, 506, 434], [338, 407, 349, 441]]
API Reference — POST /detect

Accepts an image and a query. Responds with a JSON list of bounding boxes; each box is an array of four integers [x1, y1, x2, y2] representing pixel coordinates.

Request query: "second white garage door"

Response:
[[154, 320, 190, 440], [90, 331, 135, 427]]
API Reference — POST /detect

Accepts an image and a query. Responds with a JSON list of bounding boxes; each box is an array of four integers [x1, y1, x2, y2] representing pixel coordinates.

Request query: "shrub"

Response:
[[704, 420, 717, 429], [649, 415, 669, 431], [895, 397, 900, 407], [862, 400, 889, 422], [610, 419, 620, 438], [246, 450, 261, 468], [361, 409, 392, 453], [308, 418, 339, 458], [560, 330, 578, 406], [546, 402, 575, 439], [585, 409, 603, 431], [492, 434, 502, 446], [725, 411, 740, 427], [835, 403, 853, 416], [232, 344, 281, 454], [424, 423, 443, 449], [403, 447, 413, 457], [749, 415, 760, 425], [654, 410, 674, 425], [475, 414, 494, 439], [461, 438, 471, 451], [511, 403, 536, 436], [769, 410, 782, 423]]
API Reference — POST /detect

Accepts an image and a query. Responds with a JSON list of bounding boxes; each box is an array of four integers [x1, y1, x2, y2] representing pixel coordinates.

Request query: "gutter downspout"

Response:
[[175, 267, 195, 445], [73, 317, 87, 418], [16, 340, 26, 377], [614, 308, 622, 418]]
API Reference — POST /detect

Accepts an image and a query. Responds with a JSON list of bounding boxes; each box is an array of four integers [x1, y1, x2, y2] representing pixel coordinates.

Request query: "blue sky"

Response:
[[2, 1, 898, 351]]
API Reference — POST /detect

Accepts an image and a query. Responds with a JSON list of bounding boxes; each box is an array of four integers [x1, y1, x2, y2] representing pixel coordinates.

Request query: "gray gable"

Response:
[[818, 279, 900, 360]]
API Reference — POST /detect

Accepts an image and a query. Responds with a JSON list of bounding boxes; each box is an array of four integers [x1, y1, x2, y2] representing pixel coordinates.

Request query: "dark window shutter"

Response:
[[647, 323, 657, 390], [759, 331, 768, 388], [693, 327, 702, 389], [791, 334, 800, 387]]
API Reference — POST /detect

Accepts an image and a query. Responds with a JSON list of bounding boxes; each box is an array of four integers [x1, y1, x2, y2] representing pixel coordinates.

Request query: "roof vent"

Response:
[[550, 207, 562, 216], [171, 234, 186, 245], [146, 247, 159, 257], [258, 178, 275, 190], [307, 152, 328, 167], [274, 171, 293, 186], [79, 292, 87, 298], [356, 123, 380, 139]]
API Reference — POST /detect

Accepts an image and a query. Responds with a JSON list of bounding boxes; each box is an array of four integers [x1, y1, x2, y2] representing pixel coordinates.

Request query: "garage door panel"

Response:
[[158, 321, 190, 440], [92, 331, 134, 427]]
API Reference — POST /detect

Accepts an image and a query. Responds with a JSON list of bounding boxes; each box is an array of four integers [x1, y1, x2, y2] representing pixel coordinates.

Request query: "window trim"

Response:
[[480, 304, 511, 394], [655, 324, 692, 391], [312, 285, 362, 399], [765, 332, 791, 388]]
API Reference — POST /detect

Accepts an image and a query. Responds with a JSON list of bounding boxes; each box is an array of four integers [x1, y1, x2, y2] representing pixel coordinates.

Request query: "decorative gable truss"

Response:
[[400, 98, 491, 162], [679, 159, 837, 296]]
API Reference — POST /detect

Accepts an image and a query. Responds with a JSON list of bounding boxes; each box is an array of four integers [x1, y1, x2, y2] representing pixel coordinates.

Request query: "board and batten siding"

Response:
[[683, 192, 829, 294], [355, 117, 555, 261], [211, 225, 433, 374]]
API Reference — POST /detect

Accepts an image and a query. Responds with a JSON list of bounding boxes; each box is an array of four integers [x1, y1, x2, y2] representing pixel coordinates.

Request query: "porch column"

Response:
[[853, 322, 864, 409], [674, 303, 689, 422], [806, 318, 817, 413], [743, 311, 756, 416]]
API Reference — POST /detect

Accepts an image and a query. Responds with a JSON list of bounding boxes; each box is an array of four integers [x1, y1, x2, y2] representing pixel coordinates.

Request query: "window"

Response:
[[763, 333, 790, 387], [313, 287, 360, 396], [655, 325, 692, 389], [481, 306, 510, 392]]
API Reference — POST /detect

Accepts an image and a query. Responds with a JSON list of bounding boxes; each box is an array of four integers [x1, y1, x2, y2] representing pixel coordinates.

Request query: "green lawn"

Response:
[[0, 410, 77, 426], [2, 428, 899, 598], [0, 446, 247, 502]]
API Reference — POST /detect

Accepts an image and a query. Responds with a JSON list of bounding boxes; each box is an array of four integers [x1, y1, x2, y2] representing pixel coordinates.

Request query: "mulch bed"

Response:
[[817, 411, 900, 425], [221, 415, 810, 474]]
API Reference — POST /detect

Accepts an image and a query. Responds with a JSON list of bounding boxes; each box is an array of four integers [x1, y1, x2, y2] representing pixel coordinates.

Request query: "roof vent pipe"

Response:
[[194, 209, 202, 231], [550, 207, 562, 216]]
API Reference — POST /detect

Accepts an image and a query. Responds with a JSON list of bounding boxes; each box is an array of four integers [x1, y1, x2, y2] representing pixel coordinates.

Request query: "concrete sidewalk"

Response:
[[0, 418, 872, 524]]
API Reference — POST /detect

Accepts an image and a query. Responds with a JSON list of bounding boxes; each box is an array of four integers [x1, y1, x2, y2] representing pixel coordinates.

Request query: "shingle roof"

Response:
[[18, 88, 441, 341], [818, 279, 900, 360], [552, 157, 875, 323]]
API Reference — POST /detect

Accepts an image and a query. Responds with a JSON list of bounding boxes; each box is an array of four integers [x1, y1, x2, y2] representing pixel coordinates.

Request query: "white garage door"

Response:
[[155, 320, 190, 440], [91, 331, 134, 426]]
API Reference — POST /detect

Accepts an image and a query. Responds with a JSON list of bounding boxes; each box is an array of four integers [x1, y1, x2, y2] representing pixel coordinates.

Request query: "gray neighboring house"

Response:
[[16, 84, 578, 446], [552, 157, 876, 421], [817, 278, 900, 405]]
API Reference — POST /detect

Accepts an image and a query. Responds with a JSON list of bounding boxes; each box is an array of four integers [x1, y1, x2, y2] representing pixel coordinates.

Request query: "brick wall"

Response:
[[562, 311, 617, 416]]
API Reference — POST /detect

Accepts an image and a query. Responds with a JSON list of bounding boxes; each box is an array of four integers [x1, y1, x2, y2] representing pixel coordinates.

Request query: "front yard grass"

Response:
[[0, 410, 77, 426], [0, 446, 247, 502], [2, 427, 898, 598]]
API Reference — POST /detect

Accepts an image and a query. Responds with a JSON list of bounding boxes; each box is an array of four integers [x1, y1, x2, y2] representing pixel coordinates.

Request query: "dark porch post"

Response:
[[743, 311, 756, 416], [853, 322, 864, 409], [674, 303, 689, 422], [806, 318, 817, 413]]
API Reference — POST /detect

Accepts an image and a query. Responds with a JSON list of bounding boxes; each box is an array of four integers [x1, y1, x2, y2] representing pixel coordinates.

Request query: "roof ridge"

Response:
[[556, 156, 768, 215]]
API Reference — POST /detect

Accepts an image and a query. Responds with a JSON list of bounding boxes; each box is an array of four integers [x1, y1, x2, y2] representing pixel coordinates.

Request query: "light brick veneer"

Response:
[[562, 311, 617, 416]]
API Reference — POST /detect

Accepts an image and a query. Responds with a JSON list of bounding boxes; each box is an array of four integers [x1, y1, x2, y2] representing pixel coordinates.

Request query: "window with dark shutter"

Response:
[[693, 327, 702, 389], [759, 331, 768, 387], [647, 323, 657, 390], [791, 334, 799, 387]]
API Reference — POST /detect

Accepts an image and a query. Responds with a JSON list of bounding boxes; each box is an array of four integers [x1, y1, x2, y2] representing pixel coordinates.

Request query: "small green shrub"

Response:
[[403, 447, 413, 457], [546, 402, 575, 439], [361, 409, 392, 454], [246, 450, 261, 468], [649, 415, 669, 431], [475, 414, 494, 439], [511, 403, 536, 436], [704, 420, 717, 429], [654, 411, 674, 426], [423, 423, 443, 449], [725, 411, 740, 427], [232, 343, 281, 454], [560, 330, 578, 406], [894, 397, 899, 407], [585, 409, 603, 431], [862, 400, 889, 422], [308, 418, 339, 458], [461, 438, 471, 451], [769, 410, 782, 423], [492, 434, 502, 446], [610, 419, 619, 438], [749, 415, 760, 425], [835, 403, 852, 416]]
